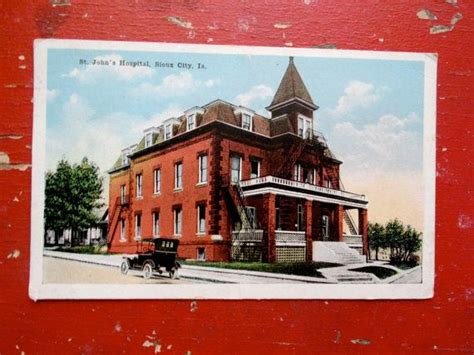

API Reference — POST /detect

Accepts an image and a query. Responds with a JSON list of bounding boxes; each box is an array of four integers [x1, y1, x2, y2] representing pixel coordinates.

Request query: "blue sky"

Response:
[[45, 47, 425, 228]]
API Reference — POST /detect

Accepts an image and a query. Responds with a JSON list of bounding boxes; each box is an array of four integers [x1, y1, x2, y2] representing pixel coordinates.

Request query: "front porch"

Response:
[[229, 175, 368, 263]]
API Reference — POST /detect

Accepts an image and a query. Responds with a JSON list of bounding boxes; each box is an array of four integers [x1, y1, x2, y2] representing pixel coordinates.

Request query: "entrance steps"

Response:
[[312, 241, 366, 265]]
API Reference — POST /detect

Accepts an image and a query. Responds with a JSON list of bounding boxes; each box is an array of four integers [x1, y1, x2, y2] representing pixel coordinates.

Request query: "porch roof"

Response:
[[240, 176, 368, 209]]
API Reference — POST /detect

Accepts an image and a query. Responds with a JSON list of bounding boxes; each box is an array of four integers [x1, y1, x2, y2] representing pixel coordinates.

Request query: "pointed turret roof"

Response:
[[267, 57, 316, 110]]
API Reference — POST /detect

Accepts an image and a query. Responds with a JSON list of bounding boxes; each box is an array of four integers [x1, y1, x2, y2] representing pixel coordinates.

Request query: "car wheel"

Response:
[[143, 262, 153, 280], [120, 259, 130, 275]]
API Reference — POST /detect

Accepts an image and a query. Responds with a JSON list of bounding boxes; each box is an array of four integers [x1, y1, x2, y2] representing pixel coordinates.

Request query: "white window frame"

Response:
[[174, 208, 182, 236], [122, 153, 129, 166], [120, 218, 126, 241], [198, 155, 208, 184], [153, 168, 161, 194], [313, 168, 317, 185], [145, 133, 153, 148], [197, 204, 206, 234], [245, 206, 256, 229], [294, 163, 302, 182], [135, 214, 141, 239], [120, 184, 126, 204], [326, 179, 332, 188], [174, 162, 183, 190], [230, 155, 242, 183], [165, 123, 172, 140], [297, 204, 304, 231], [250, 158, 261, 179], [136, 174, 143, 198], [297, 115, 312, 138], [187, 114, 195, 131], [242, 113, 252, 131], [152, 211, 160, 237]]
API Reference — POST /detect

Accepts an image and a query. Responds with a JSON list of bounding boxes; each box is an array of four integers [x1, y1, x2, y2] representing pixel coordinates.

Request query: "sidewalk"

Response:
[[43, 251, 334, 284]]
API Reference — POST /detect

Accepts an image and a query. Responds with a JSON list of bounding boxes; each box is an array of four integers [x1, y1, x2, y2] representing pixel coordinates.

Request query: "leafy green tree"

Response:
[[368, 222, 385, 260], [44, 158, 104, 246], [384, 218, 422, 265]]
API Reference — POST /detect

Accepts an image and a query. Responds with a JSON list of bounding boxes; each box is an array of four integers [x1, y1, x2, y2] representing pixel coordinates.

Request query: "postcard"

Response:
[[30, 39, 436, 299]]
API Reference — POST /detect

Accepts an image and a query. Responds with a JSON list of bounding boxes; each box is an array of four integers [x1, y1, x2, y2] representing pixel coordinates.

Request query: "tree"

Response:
[[385, 218, 422, 265], [368, 222, 385, 260], [44, 158, 104, 246]]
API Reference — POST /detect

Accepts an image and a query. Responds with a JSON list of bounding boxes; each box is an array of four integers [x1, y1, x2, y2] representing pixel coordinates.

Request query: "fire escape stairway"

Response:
[[275, 137, 307, 179], [343, 210, 358, 236], [107, 196, 127, 247]]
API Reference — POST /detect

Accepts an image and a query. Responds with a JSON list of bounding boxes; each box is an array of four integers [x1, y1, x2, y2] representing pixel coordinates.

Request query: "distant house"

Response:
[[107, 57, 368, 263]]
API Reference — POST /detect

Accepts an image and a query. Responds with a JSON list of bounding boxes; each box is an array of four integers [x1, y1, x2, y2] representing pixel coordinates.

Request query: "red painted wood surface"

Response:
[[1, 0, 473, 353]]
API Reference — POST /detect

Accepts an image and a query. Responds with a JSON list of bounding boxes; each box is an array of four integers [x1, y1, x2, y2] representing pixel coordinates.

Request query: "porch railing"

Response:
[[275, 230, 306, 245], [239, 175, 367, 202], [343, 235, 363, 245], [232, 229, 264, 243]]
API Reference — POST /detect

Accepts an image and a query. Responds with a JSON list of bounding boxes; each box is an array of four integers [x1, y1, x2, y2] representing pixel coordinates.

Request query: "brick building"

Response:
[[107, 57, 368, 263]]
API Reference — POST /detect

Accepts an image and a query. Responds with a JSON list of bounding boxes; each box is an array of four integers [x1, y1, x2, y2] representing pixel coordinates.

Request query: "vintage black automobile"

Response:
[[120, 238, 181, 279]]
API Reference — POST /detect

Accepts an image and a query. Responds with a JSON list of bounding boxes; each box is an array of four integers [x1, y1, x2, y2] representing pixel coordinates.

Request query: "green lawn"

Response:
[[182, 261, 342, 278], [56, 245, 109, 255], [349, 266, 397, 279]]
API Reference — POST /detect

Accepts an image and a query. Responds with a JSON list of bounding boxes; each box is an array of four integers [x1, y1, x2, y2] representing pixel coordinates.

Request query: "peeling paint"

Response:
[[207, 38, 213, 43], [274, 22, 292, 29], [450, 12, 463, 25], [207, 23, 219, 30], [465, 288, 474, 301], [284, 42, 293, 47], [417, 9, 438, 20], [441, 147, 448, 152], [13, 196, 19, 202], [50, 0, 71, 6], [458, 214, 474, 229], [0, 134, 23, 140], [0, 152, 30, 171], [114, 323, 122, 332], [18, 55, 25, 61], [303, 0, 316, 4], [143, 330, 161, 353], [334, 330, 341, 344], [378, 38, 384, 43], [4, 84, 17, 88], [445, 0, 459, 7], [19, 65, 27, 70], [167, 345, 172, 350], [430, 25, 454, 34], [237, 19, 250, 32], [351, 339, 371, 345], [7, 250, 21, 259], [190, 300, 198, 312], [165, 16, 193, 30], [187, 30, 196, 39]]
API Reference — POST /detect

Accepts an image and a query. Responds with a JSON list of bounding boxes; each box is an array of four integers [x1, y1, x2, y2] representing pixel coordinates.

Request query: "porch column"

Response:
[[305, 200, 313, 261], [358, 208, 369, 257], [334, 204, 344, 241], [263, 193, 276, 263]]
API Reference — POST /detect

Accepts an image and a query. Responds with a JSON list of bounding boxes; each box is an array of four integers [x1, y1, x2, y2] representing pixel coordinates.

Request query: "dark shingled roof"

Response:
[[269, 57, 314, 108]]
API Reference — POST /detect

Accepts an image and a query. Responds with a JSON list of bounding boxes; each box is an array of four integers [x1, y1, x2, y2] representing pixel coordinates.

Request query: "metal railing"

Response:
[[343, 235, 363, 245], [231, 229, 264, 243]]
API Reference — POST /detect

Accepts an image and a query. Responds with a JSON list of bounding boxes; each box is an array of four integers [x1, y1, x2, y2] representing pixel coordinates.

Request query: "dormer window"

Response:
[[234, 106, 254, 132], [165, 124, 172, 140], [298, 115, 312, 138], [122, 153, 129, 166], [242, 113, 252, 131], [187, 114, 195, 131], [145, 133, 153, 148]]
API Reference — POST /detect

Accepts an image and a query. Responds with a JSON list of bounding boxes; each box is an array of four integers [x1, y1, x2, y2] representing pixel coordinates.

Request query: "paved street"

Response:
[[43, 251, 332, 284]]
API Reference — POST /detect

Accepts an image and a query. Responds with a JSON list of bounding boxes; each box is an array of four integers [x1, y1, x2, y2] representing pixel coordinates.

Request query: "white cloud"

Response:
[[130, 72, 218, 98], [46, 89, 60, 102], [234, 84, 273, 108], [328, 81, 381, 116], [327, 113, 423, 229], [63, 54, 153, 83]]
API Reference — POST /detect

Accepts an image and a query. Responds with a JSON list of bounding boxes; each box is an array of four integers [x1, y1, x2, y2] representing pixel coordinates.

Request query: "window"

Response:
[[174, 162, 183, 189], [122, 153, 129, 166], [152, 211, 160, 236], [120, 218, 126, 241], [313, 168, 317, 185], [326, 179, 332, 188], [293, 163, 302, 182], [230, 155, 242, 183], [197, 204, 206, 234], [297, 204, 304, 231], [145, 133, 153, 148], [136, 174, 142, 198], [187, 114, 195, 130], [174, 207, 182, 236], [165, 124, 172, 140], [198, 155, 208, 184], [120, 185, 126, 204], [304, 168, 312, 184], [322, 215, 329, 240], [197, 247, 206, 261], [242, 113, 252, 131], [297, 115, 312, 138], [153, 169, 161, 194], [135, 214, 141, 239], [250, 159, 260, 179], [245, 206, 256, 229]]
